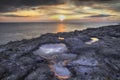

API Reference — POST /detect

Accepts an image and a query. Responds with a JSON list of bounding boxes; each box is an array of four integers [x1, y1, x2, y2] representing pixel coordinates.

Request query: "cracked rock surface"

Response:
[[0, 25, 120, 80]]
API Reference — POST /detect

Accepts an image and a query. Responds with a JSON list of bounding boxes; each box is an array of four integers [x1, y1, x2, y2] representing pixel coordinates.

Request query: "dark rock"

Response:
[[0, 25, 120, 80], [64, 37, 85, 53], [25, 64, 53, 80], [68, 56, 99, 67]]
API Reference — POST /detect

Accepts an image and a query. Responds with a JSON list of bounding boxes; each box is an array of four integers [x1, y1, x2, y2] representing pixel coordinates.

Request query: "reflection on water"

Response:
[[58, 37, 64, 40], [56, 23, 66, 32], [85, 37, 99, 44]]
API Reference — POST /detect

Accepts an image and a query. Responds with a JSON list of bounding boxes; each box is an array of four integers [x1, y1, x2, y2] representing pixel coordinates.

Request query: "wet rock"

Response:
[[68, 56, 99, 67], [74, 35, 91, 42], [64, 37, 85, 53], [0, 48, 6, 53], [33, 43, 77, 80], [51, 53, 77, 62], [109, 32, 120, 37], [25, 64, 53, 80], [0, 25, 120, 80], [0, 67, 5, 78], [98, 48, 120, 58], [71, 66, 112, 80], [104, 59, 120, 72]]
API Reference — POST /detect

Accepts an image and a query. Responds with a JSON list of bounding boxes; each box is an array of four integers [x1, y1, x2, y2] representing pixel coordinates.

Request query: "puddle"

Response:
[[85, 37, 99, 44], [33, 42, 99, 79], [33, 43, 76, 79], [49, 62, 71, 79], [58, 37, 64, 40], [33, 43, 68, 59]]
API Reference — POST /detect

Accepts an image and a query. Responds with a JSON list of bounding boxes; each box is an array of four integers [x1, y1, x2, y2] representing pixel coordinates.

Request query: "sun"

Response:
[[59, 15, 66, 21], [83, 6, 92, 10]]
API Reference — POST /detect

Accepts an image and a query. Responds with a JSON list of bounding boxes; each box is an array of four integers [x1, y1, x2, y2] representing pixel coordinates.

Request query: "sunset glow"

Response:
[[0, 0, 120, 22], [59, 15, 66, 21]]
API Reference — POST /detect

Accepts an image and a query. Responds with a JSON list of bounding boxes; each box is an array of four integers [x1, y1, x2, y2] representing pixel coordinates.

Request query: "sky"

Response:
[[0, 0, 120, 22]]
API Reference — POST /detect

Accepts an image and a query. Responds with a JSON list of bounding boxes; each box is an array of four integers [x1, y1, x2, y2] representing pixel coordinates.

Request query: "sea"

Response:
[[0, 22, 118, 45]]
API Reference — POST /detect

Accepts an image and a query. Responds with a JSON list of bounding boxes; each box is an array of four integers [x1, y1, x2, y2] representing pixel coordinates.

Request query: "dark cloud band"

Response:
[[88, 14, 116, 18], [0, 0, 64, 12], [0, 14, 30, 17], [0, 0, 120, 13]]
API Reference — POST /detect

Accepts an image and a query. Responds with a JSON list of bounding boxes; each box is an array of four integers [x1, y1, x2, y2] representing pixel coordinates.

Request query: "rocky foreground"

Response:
[[0, 25, 120, 80]]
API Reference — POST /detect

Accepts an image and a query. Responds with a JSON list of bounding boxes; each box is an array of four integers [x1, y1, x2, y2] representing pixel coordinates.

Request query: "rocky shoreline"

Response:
[[0, 24, 120, 80]]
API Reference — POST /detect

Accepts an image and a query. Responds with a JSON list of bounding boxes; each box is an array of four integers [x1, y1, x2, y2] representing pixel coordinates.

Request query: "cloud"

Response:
[[0, 14, 30, 17], [68, 0, 117, 3], [88, 14, 115, 18], [0, 0, 120, 22], [0, 0, 64, 12], [67, 0, 120, 12], [67, 0, 116, 5]]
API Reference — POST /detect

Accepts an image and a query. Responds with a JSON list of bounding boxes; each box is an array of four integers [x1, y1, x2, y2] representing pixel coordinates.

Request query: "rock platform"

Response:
[[0, 25, 120, 80]]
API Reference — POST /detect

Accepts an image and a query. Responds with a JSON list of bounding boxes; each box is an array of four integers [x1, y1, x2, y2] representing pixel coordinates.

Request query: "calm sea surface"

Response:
[[0, 22, 118, 45]]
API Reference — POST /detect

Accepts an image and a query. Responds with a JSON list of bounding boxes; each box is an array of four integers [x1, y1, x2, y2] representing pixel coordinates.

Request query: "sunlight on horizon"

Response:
[[0, 0, 120, 22], [59, 15, 66, 21]]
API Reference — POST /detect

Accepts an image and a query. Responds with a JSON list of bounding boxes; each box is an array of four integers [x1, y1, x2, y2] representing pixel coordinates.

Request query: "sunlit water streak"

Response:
[[0, 22, 118, 45]]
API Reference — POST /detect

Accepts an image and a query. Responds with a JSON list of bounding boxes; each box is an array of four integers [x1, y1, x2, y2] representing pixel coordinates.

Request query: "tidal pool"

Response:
[[33, 43, 68, 59], [33, 43, 77, 79], [49, 62, 71, 79], [85, 37, 99, 44]]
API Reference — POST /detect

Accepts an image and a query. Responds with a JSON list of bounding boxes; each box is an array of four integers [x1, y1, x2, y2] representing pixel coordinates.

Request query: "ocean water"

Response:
[[0, 22, 118, 45]]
